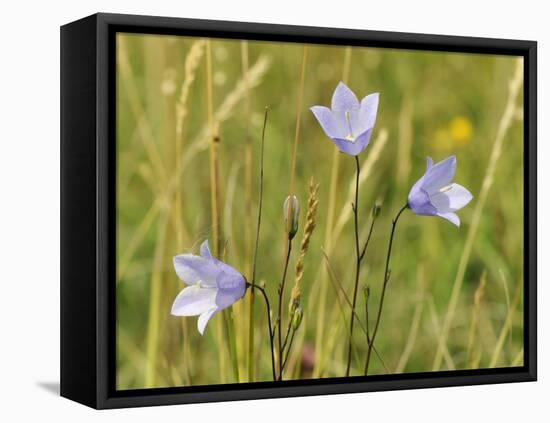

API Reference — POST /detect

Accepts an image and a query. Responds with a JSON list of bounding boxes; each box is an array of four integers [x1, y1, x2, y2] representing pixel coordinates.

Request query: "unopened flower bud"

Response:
[[284, 195, 300, 240], [292, 307, 303, 330], [372, 202, 382, 218], [289, 299, 298, 316]]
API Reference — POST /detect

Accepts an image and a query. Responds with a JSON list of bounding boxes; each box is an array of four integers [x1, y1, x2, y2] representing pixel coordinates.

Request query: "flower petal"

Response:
[[426, 157, 434, 171], [429, 183, 473, 214], [437, 212, 460, 227], [408, 187, 438, 215], [215, 271, 246, 309], [310, 106, 346, 139], [171, 285, 217, 316], [332, 128, 373, 156], [216, 270, 246, 291], [423, 155, 457, 194], [359, 92, 379, 131], [197, 307, 218, 335], [331, 81, 360, 111], [200, 240, 213, 260], [173, 254, 219, 286], [445, 183, 473, 211]]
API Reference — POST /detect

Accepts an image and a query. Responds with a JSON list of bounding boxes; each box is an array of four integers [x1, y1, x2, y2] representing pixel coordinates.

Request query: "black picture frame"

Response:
[[60, 12, 537, 409]]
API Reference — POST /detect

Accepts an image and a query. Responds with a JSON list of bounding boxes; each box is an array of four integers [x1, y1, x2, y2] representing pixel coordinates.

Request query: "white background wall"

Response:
[[0, 1, 546, 421]]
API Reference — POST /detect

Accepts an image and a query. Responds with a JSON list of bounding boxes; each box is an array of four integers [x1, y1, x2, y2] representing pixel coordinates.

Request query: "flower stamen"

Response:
[[439, 184, 453, 193], [345, 111, 356, 142]]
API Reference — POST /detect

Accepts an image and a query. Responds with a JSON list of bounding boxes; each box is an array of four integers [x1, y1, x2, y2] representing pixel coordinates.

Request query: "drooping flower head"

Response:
[[171, 240, 246, 335], [407, 155, 473, 227], [310, 81, 379, 156]]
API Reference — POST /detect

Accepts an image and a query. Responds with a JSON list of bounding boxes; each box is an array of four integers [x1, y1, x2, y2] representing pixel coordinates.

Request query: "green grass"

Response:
[[115, 32, 524, 389]]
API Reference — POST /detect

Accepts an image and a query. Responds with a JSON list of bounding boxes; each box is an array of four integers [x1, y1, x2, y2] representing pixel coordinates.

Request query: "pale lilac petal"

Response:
[[171, 285, 217, 316], [215, 271, 246, 309], [437, 212, 460, 227], [429, 183, 473, 214], [408, 188, 437, 215], [332, 128, 373, 156], [331, 81, 360, 111], [338, 108, 369, 140], [173, 254, 218, 287], [445, 183, 473, 211], [215, 289, 243, 311], [426, 157, 434, 171], [358, 93, 379, 131], [216, 270, 246, 291], [428, 191, 451, 213], [423, 155, 456, 194], [310, 106, 346, 139], [197, 307, 218, 335], [200, 240, 213, 260]]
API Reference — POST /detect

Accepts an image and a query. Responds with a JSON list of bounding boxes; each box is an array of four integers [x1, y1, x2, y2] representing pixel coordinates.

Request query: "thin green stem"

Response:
[[251, 108, 268, 287], [281, 317, 293, 354], [249, 108, 268, 381], [277, 239, 292, 380], [321, 248, 388, 372], [282, 328, 296, 371], [254, 285, 276, 381], [345, 156, 361, 377], [364, 204, 408, 375], [360, 216, 377, 261]]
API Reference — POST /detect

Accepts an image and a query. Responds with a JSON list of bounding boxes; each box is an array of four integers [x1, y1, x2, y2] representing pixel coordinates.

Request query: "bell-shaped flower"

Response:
[[171, 240, 246, 335], [310, 81, 379, 156], [407, 155, 473, 227]]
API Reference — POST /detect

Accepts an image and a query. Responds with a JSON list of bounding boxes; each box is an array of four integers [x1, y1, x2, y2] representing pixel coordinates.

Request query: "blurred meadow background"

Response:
[[115, 32, 524, 390]]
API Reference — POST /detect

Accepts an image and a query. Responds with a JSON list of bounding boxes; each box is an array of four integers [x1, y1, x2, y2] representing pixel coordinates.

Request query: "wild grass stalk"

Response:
[[466, 271, 487, 367], [427, 296, 456, 370], [241, 40, 257, 382], [288, 45, 308, 196], [173, 37, 205, 269], [277, 45, 308, 380], [205, 39, 229, 382], [396, 97, 413, 187], [117, 36, 166, 182], [314, 48, 351, 376], [280, 178, 319, 376], [432, 59, 524, 371], [395, 265, 425, 373], [116, 56, 272, 287], [144, 209, 170, 387], [489, 278, 522, 367], [498, 268, 513, 356]]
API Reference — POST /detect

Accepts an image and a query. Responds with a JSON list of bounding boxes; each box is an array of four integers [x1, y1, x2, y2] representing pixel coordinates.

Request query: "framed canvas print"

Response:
[[60, 13, 537, 409]]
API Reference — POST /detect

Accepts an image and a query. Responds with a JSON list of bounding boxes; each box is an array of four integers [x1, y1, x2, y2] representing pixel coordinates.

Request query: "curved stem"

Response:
[[364, 204, 408, 375], [249, 108, 268, 382], [251, 108, 268, 288], [254, 285, 276, 381], [360, 216, 377, 262], [345, 156, 361, 377], [282, 328, 296, 371], [277, 239, 292, 380], [281, 317, 293, 354]]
